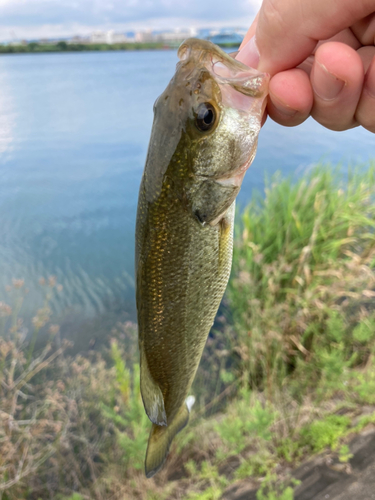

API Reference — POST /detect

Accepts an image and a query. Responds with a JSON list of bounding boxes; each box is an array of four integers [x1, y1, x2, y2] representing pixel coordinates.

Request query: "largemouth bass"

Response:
[[135, 38, 269, 478]]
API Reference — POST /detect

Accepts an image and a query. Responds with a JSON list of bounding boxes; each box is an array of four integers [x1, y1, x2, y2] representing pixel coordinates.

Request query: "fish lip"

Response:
[[178, 38, 257, 73], [177, 38, 269, 98]]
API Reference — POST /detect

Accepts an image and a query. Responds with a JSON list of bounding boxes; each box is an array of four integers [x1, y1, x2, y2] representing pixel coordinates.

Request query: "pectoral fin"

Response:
[[145, 397, 195, 478], [140, 344, 167, 426]]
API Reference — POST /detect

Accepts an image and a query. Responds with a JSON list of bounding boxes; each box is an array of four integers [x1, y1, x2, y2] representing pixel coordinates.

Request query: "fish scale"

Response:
[[137, 175, 232, 403], [135, 38, 269, 477]]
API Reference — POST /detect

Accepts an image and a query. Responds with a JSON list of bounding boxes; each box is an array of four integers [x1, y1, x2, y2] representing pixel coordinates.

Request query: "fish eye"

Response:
[[195, 103, 216, 132]]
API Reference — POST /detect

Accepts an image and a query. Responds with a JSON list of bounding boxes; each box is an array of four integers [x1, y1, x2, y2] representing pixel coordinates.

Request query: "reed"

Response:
[[228, 163, 375, 398]]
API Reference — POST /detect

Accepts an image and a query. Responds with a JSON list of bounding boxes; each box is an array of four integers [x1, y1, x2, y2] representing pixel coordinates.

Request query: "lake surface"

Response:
[[0, 50, 373, 348]]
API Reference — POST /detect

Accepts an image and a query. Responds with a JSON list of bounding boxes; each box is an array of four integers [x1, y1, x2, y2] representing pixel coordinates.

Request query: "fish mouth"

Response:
[[177, 38, 269, 99], [178, 38, 254, 74]]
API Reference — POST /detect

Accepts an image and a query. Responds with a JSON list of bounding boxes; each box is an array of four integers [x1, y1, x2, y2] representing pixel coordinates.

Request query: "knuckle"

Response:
[[311, 110, 358, 131]]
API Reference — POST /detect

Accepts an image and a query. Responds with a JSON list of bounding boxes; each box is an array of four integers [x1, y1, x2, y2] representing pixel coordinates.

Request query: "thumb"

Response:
[[238, 0, 375, 74]]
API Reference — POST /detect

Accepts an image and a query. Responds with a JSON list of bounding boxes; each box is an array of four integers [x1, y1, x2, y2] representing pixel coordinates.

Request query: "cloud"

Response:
[[0, 0, 261, 40]]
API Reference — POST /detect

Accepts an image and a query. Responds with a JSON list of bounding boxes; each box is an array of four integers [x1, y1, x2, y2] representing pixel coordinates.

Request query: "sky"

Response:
[[0, 0, 261, 42]]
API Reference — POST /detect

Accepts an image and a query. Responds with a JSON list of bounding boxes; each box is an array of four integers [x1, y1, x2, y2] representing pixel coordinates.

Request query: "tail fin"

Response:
[[145, 396, 195, 478]]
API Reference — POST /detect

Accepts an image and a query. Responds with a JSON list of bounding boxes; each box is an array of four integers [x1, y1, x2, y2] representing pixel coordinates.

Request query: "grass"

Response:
[[227, 164, 375, 397], [1, 163, 375, 499]]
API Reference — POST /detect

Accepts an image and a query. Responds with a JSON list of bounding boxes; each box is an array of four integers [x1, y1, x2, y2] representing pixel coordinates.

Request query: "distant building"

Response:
[[125, 31, 136, 41], [134, 28, 197, 45], [69, 36, 90, 44], [107, 31, 131, 44], [197, 28, 211, 39], [90, 31, 108, 44], [10, 26, 246, 49], [87, 31, 134, 44], [159, 28, 196, 43], [209, 32, 243, 45], [135, 30, 154, 43]]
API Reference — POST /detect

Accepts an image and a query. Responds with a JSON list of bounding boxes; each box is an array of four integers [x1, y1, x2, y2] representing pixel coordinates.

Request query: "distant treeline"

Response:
[[0, 40, 240, 54], [0, 41, 166, 53]]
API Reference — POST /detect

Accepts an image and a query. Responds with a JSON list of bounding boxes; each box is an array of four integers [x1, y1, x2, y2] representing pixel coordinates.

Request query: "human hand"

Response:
[[236, 0, 375, 133]]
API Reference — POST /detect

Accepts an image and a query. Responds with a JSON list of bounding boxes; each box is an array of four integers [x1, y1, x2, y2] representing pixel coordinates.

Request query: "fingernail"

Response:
[[270, 95, 297, 117], [364, 56, 375, 98], [236, 36, 260, 69], [312, 61, 346, 101]]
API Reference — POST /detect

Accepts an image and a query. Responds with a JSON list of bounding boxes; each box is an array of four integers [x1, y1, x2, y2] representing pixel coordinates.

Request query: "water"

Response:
[[0, 50, 373, 348]]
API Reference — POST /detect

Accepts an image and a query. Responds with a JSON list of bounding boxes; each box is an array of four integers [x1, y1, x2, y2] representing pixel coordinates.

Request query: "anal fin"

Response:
[[140, 343, 167, 426], [145, 397, 195, 479]]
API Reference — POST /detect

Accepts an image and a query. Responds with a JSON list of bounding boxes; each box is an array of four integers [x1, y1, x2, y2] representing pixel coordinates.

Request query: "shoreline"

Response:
[[0, 41, 241, 55]]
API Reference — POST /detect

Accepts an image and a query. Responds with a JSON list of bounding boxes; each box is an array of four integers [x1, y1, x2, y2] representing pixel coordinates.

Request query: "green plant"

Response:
[[276, 437, 304, 463], [100, 340, 149, 471], [256, 474, 299, 500], [351, 369, 375, 404], [59, 494, 84, 500], [185, 461, 228, 500], [300, 415, 351, 453], [235, 449, 275, 479], [338, 445, 353, 463], [352, 411, 375, 432], [215, 389, 276, 455], [227, 164, 375, 399]]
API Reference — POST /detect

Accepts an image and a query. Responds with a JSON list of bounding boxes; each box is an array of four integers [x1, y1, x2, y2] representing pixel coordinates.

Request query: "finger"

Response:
[[357, 46, 375, 70], [239, 12, 259, 50], [351, 12, 375, 45], [236, 13, 259, 67], [296, 27, 363, 78], [253, 0, 375, 74], [355, 51, 375, 133], [316, 28, 362, 51], [267, 69, 313, 126], [310, 42, 365, 131], [297, 55, 315, 77]]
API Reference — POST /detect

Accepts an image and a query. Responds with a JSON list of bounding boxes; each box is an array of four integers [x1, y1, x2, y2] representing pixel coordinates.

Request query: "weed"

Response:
[[300, 415, 351, 453], [185, 460, 228, 500], [256, 474, 299, 500], [215, 389, 276, 455], [100, 341, 149, 471], [58, 494, 84, 500], [351, 369, 375, 404], [338, 445, 353, 463], [352, 411, 375, 432], [235, 449, 275, 479], [228, 164, 375, 400]]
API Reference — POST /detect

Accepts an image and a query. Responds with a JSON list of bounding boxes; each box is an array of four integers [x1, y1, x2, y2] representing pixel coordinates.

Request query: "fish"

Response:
[[135, 38, 269, 478]]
